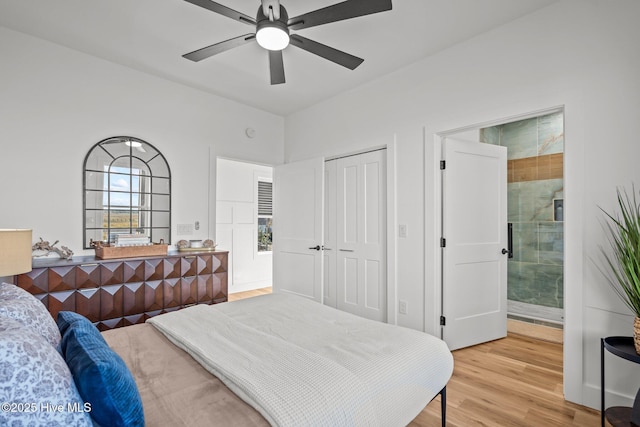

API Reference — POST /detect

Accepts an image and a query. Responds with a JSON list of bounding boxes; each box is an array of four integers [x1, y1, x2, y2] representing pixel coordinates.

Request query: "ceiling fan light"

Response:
[[256, 26, 290, 51]]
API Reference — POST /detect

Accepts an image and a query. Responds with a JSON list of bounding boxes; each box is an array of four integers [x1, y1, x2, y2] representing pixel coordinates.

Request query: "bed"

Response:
[[0, 283, 453, 426]]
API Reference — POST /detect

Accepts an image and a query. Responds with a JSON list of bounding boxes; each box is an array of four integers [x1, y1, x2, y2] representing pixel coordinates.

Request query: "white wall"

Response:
[[216, 158, 273, 293], [0, 26, 284, 255], [3, 0, 640, 411], [284, 0, 640, 409]]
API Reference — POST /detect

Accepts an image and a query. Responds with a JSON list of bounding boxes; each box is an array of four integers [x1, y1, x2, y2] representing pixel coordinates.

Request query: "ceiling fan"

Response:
[[182, 0, 393, 84]]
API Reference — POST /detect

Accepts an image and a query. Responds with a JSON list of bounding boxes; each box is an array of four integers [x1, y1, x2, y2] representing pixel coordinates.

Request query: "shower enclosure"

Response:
[[481, 111, 564, 326]]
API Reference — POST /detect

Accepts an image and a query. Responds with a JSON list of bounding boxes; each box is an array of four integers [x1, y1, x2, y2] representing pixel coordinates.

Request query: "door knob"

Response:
[[501, 248, 509, 255], [308, 245, 321, 251]]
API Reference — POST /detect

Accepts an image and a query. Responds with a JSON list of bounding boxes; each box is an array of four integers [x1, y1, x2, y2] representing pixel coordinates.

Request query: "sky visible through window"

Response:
[[104, 166, 141, 207]]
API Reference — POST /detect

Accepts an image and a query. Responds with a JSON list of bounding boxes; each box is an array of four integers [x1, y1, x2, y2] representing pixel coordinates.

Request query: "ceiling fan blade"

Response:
[[183, 34, 255, 62], [269, 50, 286, 85], [184, 0, 256, 26], [289, 34, 363, 70], [287, 0, 392, 31]]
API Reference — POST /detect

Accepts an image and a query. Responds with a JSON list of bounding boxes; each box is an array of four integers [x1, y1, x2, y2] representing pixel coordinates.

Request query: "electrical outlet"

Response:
[[399, 300, 408, 315], [399, 224, 407, 238]]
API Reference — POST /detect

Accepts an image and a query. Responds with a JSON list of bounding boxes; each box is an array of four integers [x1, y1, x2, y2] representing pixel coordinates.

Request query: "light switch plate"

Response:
[[177, 224, 193, 235]]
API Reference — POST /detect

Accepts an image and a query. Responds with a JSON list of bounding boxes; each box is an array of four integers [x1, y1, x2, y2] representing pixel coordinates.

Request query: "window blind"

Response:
[[258, 181, 272, 216]]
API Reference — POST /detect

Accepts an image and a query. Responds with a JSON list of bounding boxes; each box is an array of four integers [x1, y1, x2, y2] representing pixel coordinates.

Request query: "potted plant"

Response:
[[601, 186, 640, 354]]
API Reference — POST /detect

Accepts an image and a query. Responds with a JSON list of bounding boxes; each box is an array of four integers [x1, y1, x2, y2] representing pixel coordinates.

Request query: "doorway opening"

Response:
[[441, 109, 565, 343], [216, 158, 274, 296], [479, 111, 564, 340]]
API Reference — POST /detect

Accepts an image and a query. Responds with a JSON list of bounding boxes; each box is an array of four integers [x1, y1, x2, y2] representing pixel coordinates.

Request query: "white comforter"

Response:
[[148, 293, 453, 427]]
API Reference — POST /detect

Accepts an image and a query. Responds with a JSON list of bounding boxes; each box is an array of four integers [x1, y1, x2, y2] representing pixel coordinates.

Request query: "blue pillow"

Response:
[[60, 314, 144, 427], [57, 310, 103, 339]]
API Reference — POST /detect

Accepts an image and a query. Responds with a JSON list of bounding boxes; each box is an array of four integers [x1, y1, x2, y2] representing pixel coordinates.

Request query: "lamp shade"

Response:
[[0, 229, 33, 276]]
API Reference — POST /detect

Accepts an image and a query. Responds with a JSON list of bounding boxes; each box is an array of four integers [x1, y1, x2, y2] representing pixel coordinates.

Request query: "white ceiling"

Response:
[[0, 0, 558, 116]]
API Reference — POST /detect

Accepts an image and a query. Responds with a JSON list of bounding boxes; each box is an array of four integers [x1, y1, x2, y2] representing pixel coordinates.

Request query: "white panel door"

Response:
[[442, 138, 507, 350], [323, 159, 338, 308], [336, 150, 387, 321], [273, 158, 324, 302]]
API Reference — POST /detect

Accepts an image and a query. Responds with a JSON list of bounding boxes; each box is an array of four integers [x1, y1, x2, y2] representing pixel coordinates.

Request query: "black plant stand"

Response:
[[601, 336, 640, 427]]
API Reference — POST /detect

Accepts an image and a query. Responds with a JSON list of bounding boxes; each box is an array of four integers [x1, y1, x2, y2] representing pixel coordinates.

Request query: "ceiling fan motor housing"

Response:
[[256, 4, 289, 37]]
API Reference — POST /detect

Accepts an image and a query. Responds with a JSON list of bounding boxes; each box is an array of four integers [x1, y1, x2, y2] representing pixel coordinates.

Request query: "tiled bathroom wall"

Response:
[[480, 112, 564, 312]]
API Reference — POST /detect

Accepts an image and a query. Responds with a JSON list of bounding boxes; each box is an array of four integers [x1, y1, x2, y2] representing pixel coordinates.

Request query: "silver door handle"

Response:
[[323, 247, 332, 251], [339, 249, 354, 252]]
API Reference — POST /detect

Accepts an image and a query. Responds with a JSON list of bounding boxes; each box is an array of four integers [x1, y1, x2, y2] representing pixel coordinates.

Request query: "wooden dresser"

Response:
[[15, 251, 228, 330]]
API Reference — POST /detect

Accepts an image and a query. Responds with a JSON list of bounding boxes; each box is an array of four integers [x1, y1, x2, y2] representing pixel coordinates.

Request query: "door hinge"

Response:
[[440, 160, 446, 170], [440, 316, 446, 326], [440, 237, 446, 248]]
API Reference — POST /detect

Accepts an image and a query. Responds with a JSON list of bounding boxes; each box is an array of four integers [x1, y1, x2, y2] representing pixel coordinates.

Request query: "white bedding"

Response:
[[148, 293, 453, 427]]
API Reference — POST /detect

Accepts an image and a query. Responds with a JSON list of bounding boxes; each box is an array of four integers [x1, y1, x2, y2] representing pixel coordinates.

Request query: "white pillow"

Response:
[[0, 317, 93, 427], [0, 283, 61, 347], [0, 282, 38, 300]]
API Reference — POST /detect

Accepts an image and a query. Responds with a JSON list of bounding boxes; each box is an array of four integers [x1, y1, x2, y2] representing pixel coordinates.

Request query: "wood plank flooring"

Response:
[[229, 288, 601, 426], [413, 334, 600, 426], [228, 287, 272, 301]]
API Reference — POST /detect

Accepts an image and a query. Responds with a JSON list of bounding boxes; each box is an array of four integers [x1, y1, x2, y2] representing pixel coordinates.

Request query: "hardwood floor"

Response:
[[229, 288, 601, 426], [228, 287, 272, 301], [413, 334, 600, 427]]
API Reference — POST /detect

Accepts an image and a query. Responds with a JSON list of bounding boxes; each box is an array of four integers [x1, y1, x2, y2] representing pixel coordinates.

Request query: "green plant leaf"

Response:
[[599, 185, 640, 317]]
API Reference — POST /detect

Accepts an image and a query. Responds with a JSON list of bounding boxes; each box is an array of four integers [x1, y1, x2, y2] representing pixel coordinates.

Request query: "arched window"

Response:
[[83, 137, 171, 249]]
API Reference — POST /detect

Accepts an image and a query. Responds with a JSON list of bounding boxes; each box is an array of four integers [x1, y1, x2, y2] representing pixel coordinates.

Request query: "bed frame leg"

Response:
[[440, 386, 447, 427]]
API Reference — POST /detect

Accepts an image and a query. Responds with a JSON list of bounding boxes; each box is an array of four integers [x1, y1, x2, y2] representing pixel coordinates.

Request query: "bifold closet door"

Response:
[[336, 150, 387, 322], [323, 159, 338, 308]]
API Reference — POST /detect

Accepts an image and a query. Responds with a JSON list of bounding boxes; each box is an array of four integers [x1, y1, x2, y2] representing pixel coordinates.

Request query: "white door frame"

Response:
[[424, 105, 582, 402]]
